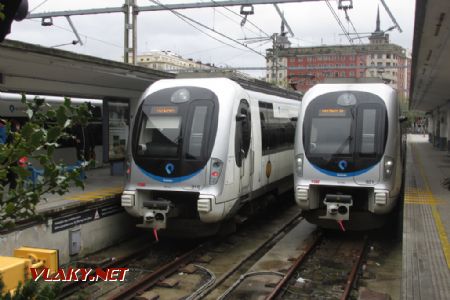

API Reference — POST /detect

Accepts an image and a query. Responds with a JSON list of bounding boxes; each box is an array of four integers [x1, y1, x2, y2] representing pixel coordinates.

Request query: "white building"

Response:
[[136, 50, 214, 73]]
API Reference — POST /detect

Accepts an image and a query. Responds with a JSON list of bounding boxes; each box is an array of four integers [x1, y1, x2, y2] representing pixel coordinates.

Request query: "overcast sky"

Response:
[[9, 0, 416, 78]]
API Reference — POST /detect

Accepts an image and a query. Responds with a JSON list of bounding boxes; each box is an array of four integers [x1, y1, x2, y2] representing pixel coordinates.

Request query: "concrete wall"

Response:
[[0, 212, 138, 265]]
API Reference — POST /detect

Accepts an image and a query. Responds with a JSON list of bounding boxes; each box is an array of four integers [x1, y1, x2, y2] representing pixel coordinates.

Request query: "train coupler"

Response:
[[137, 199, 171, 229], [321, 194, 353, 221]]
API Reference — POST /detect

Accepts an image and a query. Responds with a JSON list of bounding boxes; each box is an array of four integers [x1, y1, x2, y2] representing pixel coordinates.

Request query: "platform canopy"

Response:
[[0, 40, 174, 100], [410, 0, 450, 111]]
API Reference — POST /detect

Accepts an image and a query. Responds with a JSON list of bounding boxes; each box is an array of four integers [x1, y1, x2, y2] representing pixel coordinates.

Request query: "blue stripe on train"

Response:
[[311, 164, 375, 177], [138, 166, 203, 183]]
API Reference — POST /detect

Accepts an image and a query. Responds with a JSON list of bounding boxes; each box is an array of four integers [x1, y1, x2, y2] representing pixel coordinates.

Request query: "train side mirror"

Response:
[[399, 115, 408, 123], [236, 114, 246, 122]]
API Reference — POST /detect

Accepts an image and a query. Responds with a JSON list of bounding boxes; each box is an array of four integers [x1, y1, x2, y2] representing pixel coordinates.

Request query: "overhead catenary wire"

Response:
[[148, 0, 266, 58], [343, 8, 363, 44], [30, 0, 51, 13], [324, 0, 353, 45], [27, 18, 123, 49], [147, 1, 247, 53], [207, 2, 265, 38], [209, 0, 271, 38]]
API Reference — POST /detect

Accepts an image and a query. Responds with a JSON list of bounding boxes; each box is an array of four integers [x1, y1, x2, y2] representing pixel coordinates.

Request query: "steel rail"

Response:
[[107, 246, 203, 300], [196, 211, 304, 299], [340, 237, 368, 300], [57, 243, 154, 299], [265, 233, 322, 300]]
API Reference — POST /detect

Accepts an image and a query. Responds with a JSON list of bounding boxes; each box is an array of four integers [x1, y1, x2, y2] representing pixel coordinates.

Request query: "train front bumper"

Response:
[[295, 184, 395, 215]]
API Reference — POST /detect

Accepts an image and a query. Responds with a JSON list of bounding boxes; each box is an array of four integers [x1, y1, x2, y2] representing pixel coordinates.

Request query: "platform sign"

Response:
[[51, 204, 124, 233]]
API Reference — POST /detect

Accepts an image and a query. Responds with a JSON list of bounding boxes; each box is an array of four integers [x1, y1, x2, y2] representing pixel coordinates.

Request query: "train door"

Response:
[[235, 99, 252, 195]]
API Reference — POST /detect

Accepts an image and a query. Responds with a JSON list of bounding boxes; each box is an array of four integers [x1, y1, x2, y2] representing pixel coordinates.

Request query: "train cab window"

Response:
[[133, 86, 219, 180], [359, 108, 377, 154], [137, 113, 181, 158], [303, 91, 388, 173], [310, 115, 352, 154]]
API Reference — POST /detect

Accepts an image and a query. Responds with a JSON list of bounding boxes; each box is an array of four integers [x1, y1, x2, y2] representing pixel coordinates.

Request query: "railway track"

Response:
[[102, 206, 304, 300], [261, 233, 368, 300], [55, 194, 302, 300], [59, 213, 369, 300]]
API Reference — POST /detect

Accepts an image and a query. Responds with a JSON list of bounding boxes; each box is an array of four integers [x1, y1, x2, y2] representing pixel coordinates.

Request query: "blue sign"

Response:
[[338, 160, 348, 171], [165, 163, 175, 175]]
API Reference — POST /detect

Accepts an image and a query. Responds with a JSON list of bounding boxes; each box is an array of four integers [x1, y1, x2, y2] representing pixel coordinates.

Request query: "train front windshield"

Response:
[[132, 86, 218, 181], [303, 91, 388, 174]]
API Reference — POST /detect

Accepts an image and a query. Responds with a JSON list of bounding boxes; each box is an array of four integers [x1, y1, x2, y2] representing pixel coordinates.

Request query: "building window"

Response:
[[386, 54, 391, 59], [377, 54, 382, 59], [377, 62, 383, 66]]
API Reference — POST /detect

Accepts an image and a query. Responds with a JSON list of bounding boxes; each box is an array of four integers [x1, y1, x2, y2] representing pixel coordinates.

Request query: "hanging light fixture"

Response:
[[41, 17, 53, 26]]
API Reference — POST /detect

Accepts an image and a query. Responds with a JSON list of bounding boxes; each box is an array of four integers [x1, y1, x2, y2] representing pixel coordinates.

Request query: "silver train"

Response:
[[294, 83, 404, 230], [121, 77, 301, 235]]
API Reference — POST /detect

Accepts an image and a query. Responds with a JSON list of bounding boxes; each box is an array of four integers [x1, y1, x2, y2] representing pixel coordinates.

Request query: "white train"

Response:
[[294, 83, 404, 230], [121, 77, 301, 236]]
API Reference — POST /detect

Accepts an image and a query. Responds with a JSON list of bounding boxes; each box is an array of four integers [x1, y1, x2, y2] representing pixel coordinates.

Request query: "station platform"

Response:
[[402, 134, 450, 299], [1, 167, 134, 265], [36, 167, 124, 214]]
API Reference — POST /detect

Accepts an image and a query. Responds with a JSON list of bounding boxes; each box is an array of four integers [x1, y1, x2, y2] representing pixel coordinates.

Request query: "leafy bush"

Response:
[[0, 95, 92, 230]]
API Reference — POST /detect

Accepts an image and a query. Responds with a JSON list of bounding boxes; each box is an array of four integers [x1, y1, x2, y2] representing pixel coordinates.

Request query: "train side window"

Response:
[[235, 100, 251, 167], [259, 101, 295, 155]]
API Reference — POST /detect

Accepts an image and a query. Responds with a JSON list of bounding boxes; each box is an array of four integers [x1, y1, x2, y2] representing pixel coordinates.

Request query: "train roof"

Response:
[[176, 71, 303, 101]]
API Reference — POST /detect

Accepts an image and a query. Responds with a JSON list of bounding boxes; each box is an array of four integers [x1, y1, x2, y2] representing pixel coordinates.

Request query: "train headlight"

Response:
[[375, 191, 388, 205], [296, 154, 304, 177], [383, 156, 395, 179], [121, 191, 136, 207], [198, 196, 213, 213], [209, 158, 223, 185]]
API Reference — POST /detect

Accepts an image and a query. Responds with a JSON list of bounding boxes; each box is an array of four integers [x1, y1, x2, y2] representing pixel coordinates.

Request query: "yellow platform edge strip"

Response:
[[411, 144, 450, 269], [64, 186, 123, 201]]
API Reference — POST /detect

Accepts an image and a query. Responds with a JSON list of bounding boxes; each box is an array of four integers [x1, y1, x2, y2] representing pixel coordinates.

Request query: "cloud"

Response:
[[8, 0, 415, 77]]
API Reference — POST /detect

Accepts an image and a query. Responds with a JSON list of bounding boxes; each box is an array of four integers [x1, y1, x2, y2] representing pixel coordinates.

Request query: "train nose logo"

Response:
[[165, 163, 175, 175], [338, 160, 348, 171]]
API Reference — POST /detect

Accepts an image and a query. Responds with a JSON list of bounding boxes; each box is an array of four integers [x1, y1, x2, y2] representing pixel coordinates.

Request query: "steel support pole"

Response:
[[123, 0, 130, 63], [132, 0, 138, 65]]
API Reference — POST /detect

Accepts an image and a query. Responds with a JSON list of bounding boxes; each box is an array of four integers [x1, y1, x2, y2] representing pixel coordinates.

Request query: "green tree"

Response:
[[0, 95, 92, 230]]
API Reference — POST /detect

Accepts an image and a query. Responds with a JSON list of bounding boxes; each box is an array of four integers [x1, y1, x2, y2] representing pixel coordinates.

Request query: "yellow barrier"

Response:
[[0, 247, 58, 295]]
